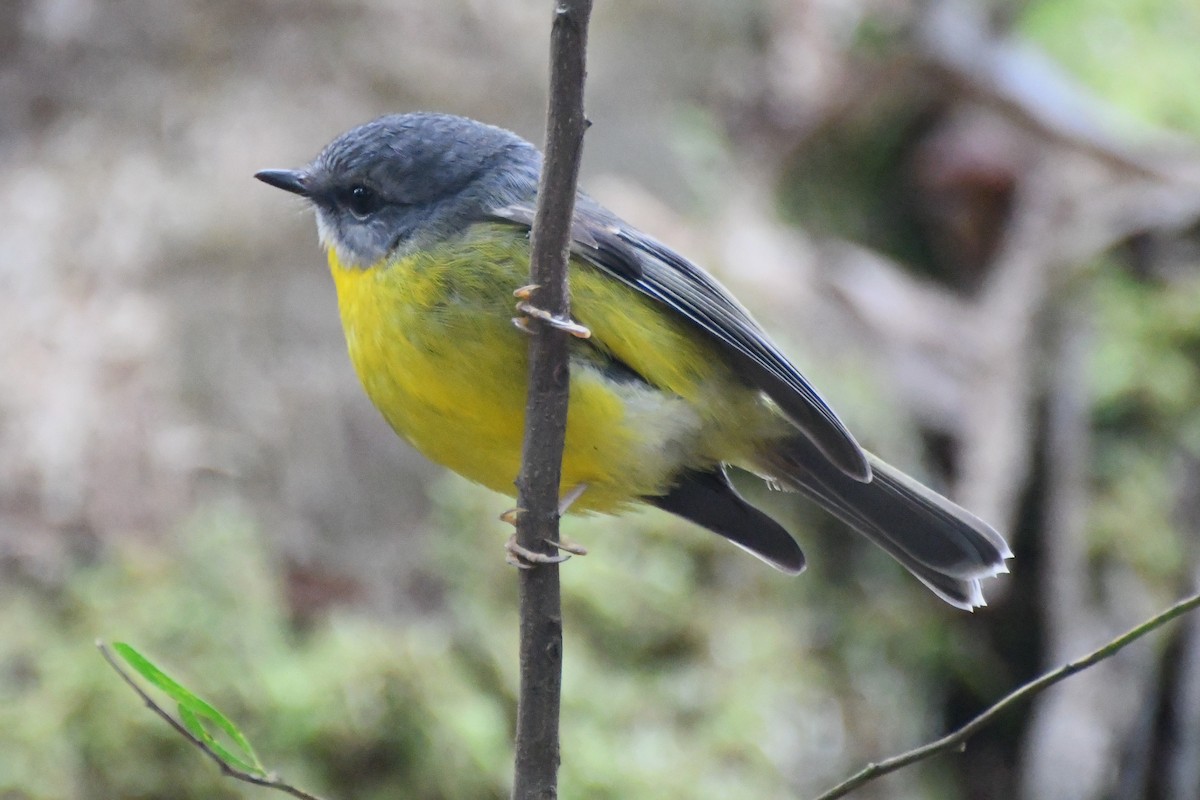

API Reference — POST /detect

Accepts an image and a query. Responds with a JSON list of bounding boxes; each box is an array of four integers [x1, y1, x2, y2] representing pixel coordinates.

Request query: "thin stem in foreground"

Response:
[[511, 2, 593, 799], [97, 640, 326, 800], [812, 591, 1200, 800]]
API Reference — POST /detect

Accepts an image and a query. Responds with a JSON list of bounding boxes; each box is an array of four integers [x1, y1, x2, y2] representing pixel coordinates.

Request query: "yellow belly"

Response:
[[327, 225, 777, 513]]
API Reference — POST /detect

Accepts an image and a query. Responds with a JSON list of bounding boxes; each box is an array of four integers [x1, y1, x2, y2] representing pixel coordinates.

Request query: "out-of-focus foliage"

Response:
[[3, 0, 1200, 798], [1022, 0, 1200, 135], [2, 484, 1004, 799], [1, 509, 516, 800], [777, 103, 934, 271], [1090, 265, 1200, 583], [1025, 0, 1200, 590]]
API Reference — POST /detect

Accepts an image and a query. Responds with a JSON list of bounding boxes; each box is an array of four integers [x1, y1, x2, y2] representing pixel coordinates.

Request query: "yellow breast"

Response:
[[326, 225, 775, 513]]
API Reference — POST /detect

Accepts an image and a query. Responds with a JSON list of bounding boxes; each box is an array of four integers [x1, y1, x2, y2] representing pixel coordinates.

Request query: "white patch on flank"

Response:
[[605, 376, 705, 482]]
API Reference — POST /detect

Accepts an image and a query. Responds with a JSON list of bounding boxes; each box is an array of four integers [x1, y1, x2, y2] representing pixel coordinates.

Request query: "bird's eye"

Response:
[[343, 184, 382, 218]]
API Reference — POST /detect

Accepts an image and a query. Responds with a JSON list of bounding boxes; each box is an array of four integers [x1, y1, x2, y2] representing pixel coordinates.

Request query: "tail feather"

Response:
[[755, 437, 1011, 610], [646, 467, 806, 574]]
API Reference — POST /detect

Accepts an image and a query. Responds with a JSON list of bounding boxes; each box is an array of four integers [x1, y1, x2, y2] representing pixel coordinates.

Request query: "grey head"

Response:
[[256, 113, 543, 267]]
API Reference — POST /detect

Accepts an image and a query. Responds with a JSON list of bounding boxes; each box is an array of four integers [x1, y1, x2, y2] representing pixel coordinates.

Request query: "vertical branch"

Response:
[[512, 2, 593, 799]]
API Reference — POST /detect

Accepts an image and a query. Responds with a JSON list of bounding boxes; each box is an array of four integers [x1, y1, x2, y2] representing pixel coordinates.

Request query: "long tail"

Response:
[[755, 437, 1012, 610]]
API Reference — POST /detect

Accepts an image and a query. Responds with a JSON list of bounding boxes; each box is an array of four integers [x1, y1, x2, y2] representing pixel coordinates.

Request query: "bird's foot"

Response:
[[504, 533, 581, 569], [512, 284, 591, 339], [499, 484, 590, 567]]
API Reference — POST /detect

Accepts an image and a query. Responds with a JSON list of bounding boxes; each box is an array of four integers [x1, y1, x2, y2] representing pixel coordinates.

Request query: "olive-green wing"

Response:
[[487, 198, 870, 482]]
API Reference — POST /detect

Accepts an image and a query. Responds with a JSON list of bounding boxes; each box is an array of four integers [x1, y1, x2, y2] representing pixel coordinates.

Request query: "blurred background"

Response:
[[3, 0, 1200, 797]]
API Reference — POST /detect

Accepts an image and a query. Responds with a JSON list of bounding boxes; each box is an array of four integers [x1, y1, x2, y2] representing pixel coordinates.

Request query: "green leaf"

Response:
[[112, 642, 266, 775], [178, 704, 263, 775]]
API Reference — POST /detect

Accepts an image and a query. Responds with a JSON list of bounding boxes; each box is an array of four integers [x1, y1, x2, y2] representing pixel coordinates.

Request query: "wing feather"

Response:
[[488, 199, 870, 481]]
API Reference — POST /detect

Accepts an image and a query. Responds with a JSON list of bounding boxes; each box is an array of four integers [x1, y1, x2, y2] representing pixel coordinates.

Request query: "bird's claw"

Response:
[[547, 537, 588, 556], [511, 285, 591, 339], [505, 534, 576, 569], [500, 486, 589, 566]]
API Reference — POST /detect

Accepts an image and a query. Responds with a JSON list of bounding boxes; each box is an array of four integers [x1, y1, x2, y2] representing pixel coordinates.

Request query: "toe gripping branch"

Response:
[[500, 489, 589, 569], [512, 284, 591, 339]]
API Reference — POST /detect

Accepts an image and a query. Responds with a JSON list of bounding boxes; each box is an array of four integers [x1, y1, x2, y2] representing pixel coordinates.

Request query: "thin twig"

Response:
[[96, 640, 326, 800], [511, 2, 593, 799], [811, 591, 1200, 800]]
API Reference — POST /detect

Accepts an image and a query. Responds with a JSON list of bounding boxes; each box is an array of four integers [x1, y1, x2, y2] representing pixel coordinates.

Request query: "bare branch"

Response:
[[917, 1, 1200, 182], [97, 641, 327, 800], [511, 2, 593, 799], [811, 592, 1200, 800]]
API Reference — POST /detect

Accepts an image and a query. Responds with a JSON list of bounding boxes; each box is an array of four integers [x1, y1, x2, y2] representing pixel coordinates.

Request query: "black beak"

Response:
[[255, 169, 310, 197]]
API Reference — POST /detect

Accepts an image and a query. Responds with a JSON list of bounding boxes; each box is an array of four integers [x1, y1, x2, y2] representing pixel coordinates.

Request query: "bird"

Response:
[[255, 112, 1011, 609]]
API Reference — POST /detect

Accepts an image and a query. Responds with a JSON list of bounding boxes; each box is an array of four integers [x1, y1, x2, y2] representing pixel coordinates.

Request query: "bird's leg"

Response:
[[511, 284, 592, 339], [557, 482, 588, 515], [501, 483, 590, 567], [547, 483, 589, 555]]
